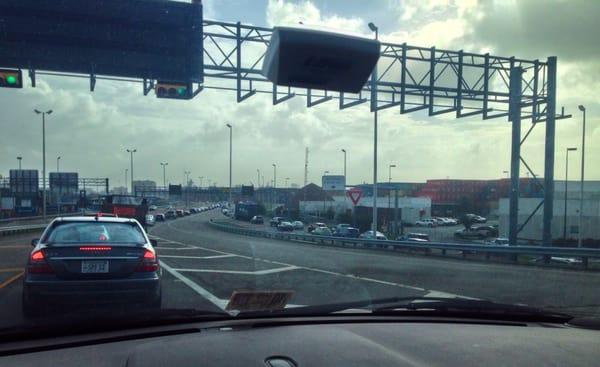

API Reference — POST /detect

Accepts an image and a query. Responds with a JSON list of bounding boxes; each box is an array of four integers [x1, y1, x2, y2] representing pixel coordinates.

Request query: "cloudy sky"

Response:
[[0, 0, 598, 189]]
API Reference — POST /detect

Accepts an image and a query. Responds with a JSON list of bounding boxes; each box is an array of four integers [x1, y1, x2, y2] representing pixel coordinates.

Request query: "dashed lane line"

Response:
[[160, 254, 237, 260], [172, 265, 299, 275]]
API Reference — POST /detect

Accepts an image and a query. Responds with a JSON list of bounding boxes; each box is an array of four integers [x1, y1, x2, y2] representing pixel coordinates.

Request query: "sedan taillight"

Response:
[[135, 249, 159, 272], [28, 250, 54, 274]]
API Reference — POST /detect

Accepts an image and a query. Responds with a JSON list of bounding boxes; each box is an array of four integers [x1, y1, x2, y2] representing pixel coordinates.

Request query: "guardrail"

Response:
[[0, 224, 47, 237], [208, 220, 600, 270], [0, 211, 91, 228]]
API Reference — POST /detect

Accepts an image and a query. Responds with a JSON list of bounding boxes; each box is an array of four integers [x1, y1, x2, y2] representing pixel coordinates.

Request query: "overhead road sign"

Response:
[[0, 0, 203, 84], [262, 26, 380, 93]]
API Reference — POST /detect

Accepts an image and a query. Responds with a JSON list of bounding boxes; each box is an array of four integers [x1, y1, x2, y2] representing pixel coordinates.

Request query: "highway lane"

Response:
[[152, 212, 600, 318], [0, 208, 598, 331]]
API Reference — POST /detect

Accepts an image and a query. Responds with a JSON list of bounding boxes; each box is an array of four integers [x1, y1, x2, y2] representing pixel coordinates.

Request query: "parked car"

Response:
[[155, 213, 165, 222], [466, 213, 487, 223], [175, 209, 184, 217], [292, 221, 304, 230], [360, 231, 387, 240], [472, 225, 498, 238], [454, 228, 486, 240], [148, 205, 158, 211], [312, 226, 332, 236], [277, 221, 294, 232], [250, 215, 264, 224], [333, 226, 360, 238], [415, 219, 437, 227], [270, 217, 284, 227], [307, 222, 327, 233], [486, 237, 509, 246], [189, 208, 197, 214], [165, 210, 176, 219], [398, 233, 430, 242]]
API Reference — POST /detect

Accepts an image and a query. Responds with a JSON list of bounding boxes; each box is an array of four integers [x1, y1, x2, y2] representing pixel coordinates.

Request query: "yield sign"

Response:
[[346, 187, 362, 206]]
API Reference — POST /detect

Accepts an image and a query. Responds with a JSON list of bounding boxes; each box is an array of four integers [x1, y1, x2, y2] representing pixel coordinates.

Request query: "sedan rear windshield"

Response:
[[44, 222, 146, 245]]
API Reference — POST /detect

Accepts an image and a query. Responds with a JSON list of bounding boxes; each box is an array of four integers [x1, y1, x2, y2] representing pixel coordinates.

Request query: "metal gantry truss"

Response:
[[23, 19, 572, 245], [199, 20, 570, 245]]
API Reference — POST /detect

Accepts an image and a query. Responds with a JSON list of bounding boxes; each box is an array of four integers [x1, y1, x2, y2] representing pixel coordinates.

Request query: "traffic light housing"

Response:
[[0, 69, 23, 88], [155, 81, 191, 100]]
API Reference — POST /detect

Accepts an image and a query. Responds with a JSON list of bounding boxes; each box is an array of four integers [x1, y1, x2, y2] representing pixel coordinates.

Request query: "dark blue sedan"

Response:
[[22, 216, 161, 317]]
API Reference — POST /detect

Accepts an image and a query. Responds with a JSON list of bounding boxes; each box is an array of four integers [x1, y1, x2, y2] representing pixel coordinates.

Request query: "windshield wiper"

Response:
[[248, 297, 572, 323]]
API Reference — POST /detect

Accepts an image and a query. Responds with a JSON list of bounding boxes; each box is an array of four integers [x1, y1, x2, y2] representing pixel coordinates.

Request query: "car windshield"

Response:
[[0, 0, 599, 339], [45, 222, 146, 245]]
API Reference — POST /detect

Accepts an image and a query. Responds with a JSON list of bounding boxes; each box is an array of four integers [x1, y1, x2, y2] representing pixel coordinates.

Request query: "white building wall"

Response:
[[499, 198, 600, 240]]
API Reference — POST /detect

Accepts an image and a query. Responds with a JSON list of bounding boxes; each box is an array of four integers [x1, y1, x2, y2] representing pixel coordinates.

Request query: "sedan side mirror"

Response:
[[31, 238, 39, 247], [150, 239, 158, 248]]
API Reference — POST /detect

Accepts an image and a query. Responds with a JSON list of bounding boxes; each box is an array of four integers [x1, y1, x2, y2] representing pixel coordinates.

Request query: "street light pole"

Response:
[[226, 123, 232, 205], [368, 21, 379, 231], [341, 149, 347, 183], [257, 169, 261, 188], [578, 105, 586, 247], [388, 164, 396, 213], [160, 162, 168, 188], [56, 156, 61, 215], [17, 156, 22, 170], [272, 164, 277, 211], [564, 147, 577, 239], [126, 149, 136, 196], [125, 169, 128, 193], [285, 177, 290, 187], [35, 109, 52, 220]]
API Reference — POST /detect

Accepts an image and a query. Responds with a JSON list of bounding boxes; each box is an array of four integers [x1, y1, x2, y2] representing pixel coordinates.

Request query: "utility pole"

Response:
[[564, 147, 577, 239], [126, 148, 136, 196], [226, 123, 232, 205], [368, 21, 379, 232], [578, 105, 586, 247], [125, 169, 128, 193], [56, 156, 61, 216], [304, 147, 309, 187], [341, 149, 347, 183], [34, 109, 53, 220], [160, 162, 168, 188]]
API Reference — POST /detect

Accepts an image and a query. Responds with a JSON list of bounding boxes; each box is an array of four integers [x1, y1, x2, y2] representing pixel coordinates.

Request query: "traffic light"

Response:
[[155, 81, 191, 100], [0, 69, 23, 88]]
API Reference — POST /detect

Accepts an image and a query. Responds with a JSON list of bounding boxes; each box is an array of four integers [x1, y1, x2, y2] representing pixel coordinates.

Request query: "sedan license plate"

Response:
[[81, 261, 109, 273]]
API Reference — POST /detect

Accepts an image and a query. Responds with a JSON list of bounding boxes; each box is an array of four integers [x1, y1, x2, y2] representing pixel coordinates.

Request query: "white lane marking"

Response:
[[424, 290, 478, 300], [160, 260, 227, 310], [173, 265, 299, 275], [161, 254, 237, 260], [154, 235, 427, 292]]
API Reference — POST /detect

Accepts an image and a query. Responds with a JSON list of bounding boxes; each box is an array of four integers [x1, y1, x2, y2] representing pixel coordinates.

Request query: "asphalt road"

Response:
[[0, 210, 599, 331]]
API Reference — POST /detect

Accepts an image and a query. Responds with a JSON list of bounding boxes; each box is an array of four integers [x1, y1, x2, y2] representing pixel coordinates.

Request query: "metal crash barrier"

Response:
[[208, 220, 600, 271]]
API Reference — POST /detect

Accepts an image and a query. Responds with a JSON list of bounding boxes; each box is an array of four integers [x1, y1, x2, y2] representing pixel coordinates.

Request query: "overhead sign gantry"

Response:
[[0, 1, 571, 245]]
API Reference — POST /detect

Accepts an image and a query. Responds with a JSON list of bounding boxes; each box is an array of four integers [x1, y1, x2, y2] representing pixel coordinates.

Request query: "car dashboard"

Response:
[[0, 316, 598, 366]]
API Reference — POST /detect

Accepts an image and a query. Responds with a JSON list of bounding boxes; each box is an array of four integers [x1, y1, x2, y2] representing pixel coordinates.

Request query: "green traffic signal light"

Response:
[[177, 87, 186, 96], [6, 75, 16, 85]]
